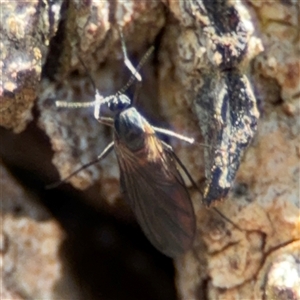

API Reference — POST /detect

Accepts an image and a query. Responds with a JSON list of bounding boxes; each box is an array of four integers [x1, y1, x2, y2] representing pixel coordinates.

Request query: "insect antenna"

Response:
[[47, 27, 154, 189], [55, 31, 154, 111], [117, 45, 155, 95], [118, 26, 142, 83], [54, 55, 104, 110], [55, 100, 98, 108]]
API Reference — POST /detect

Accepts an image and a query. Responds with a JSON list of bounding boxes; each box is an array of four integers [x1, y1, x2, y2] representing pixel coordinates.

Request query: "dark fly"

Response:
[[51, 34, 196, 257], [110, 95, 196, 257]]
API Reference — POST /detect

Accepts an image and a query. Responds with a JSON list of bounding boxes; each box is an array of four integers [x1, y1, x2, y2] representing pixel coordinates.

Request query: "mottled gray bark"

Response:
[[1, 1, 299, 299]]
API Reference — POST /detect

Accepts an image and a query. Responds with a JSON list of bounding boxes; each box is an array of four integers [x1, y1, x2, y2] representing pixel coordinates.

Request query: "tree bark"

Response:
[[1, 1, 299, 299]]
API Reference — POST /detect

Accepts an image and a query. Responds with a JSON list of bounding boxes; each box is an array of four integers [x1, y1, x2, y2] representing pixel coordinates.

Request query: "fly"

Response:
[[49, 28, 198, 258]]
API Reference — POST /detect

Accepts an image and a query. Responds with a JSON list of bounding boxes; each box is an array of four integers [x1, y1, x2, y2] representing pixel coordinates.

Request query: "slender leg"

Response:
[[154, 126, 221, 151], [161, 141, 198, 189], [92, 91, 114, 126], [78, 56, 97, 91], [46, 141, 114, 189], [161, 140, 243, 231], [153, 126, 195, 144], [97, 117, 114, 127]]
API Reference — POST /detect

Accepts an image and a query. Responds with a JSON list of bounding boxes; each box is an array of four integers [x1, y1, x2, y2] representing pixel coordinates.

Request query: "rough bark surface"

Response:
[[1, 163, 78, 299], [1, 1, 299, 300]]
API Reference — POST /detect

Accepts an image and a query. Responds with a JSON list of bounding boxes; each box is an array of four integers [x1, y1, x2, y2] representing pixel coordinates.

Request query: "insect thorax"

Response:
[[114, 107, 151, 151]]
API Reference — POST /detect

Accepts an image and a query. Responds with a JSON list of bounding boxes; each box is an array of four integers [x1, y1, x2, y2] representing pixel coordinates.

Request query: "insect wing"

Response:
[[117, 139, 196, 258]]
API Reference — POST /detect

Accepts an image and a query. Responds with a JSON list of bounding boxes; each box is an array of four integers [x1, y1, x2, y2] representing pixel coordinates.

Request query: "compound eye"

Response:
[[118, 94, 131, 109], [108, 94, 131, 112]]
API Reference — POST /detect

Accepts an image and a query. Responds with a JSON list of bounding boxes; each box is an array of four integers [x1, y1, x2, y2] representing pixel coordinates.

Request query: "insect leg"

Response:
[[46, 141, 114, 189], [154, 126, 222, 151], [86, 92, 114, 126], [96, 117, 114, 127], [161, 141, 243, 231], [161, 141, 197, 189], [153, 127, 195, 144]]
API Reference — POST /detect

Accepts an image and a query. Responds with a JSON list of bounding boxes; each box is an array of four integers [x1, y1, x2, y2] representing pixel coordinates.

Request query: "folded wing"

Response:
[[118, 142, 196, 258]]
